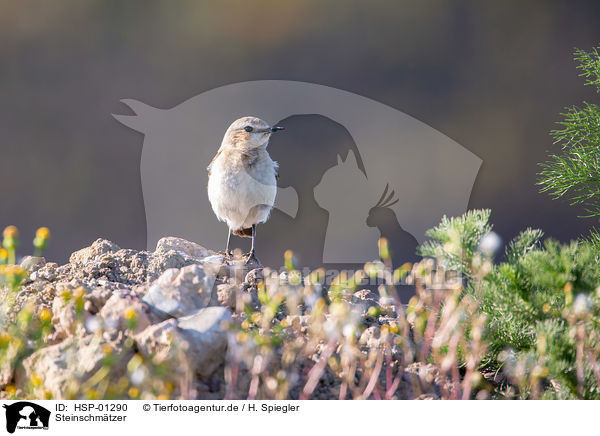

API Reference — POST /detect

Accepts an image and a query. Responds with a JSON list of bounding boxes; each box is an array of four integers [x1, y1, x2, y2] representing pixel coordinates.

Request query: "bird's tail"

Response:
[[233, 227, 253, 237]]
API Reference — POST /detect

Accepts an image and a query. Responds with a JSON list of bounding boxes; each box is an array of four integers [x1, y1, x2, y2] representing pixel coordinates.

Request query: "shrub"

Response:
[[538, 46, 600, 217], [420, 209, 600, 398]]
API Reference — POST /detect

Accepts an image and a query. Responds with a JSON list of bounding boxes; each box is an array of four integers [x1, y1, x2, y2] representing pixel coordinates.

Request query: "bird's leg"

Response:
[[225, 227, 232, 258], [245, 224, 258, 265]]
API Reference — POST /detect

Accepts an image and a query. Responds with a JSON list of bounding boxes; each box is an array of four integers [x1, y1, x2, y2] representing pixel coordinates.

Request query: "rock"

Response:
[[147, 250, 187, 283], [359, 326, 381, 348], [134, 319, 184, 362], [69, 239, 121, 266], [404, 362, 441, 399], [200, 255, 261, 284], [352, 289, 379, 311], [97, 294, 151, 334], [84, 287, 113, 314], [0, 340, 22, 388], [143, 265, 213, 318], [201, 254, 227, 267], [146, 238, 217, 283], [177, 307, 232, 377], [20, 256, 46, 272], [19, 335, 131, 399], [51, 291, 84, 339], [244, 268, 264, 287], [243, 255, 262, 270], [216, 284, 239, 310], [155, 237, 214, 259], [30, 263, 57, 282], [135, 306, 232, 378]]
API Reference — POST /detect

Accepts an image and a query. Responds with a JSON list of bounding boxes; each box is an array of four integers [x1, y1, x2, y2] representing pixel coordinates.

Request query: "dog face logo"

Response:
[[3, 402, 50, 433], [114, 80, 481, 267]]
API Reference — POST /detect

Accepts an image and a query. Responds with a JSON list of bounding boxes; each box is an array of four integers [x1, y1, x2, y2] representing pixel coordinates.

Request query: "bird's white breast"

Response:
[[208, 151, 277, 230]]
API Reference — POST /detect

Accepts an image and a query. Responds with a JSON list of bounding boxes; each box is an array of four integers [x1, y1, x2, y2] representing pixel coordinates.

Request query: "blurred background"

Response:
[[1, 0, 600, 264]]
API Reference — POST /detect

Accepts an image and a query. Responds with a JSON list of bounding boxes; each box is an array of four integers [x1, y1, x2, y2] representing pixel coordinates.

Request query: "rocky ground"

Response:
[[0, 237, 441, 400]]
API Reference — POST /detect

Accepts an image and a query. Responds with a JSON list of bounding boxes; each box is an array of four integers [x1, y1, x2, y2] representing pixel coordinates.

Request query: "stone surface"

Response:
[[216, 284, 239, 310], [84, 287, 113, 314], [244, 268, 264, 287], [352, 289, 379, 311], [177, 307, 232, 377], [51, 292, 83, 339], [3, 235, 414, 400], [20, 256, 46, 272], [97, 294, 151, 333], [359, 325, 382, 348], [155, 237, 214, 259], [135, 307, 232, 377], [30, 263, 57, 282], [69, 238, 121, 266], [19, 335, 131, 399], [134, 319, 183, 362], [143, 265, 213, 318]]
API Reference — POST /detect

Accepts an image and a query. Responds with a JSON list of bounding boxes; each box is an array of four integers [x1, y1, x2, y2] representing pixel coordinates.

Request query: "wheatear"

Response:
[[207, 116, 284, 264]]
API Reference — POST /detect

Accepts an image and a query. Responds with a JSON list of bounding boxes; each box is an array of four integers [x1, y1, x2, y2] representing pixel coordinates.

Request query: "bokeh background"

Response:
[[1, 0, 600, 263]]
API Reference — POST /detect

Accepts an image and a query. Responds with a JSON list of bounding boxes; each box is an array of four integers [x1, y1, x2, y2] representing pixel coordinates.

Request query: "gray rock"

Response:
[[147, 250, 187, 283], [0, 341, 22, 388], [97, 294, 151, 334], [84, 287, 113, 314], [143, 264, 213, 318], [216, 284, 239, 310], [30, 263, 57, 282], [144, 238, 216, 283], [20, 256, 46, 272], [244, 268, 264, 287], [135, 306, 232, 378], [69, 239, 121, 266], [51, 291, 84, 339], [352, 289, 379, 312], [201, 254, 231, 279], [359, 326, 381, 348], [155, 237, 214, 259], [19, 335, 131, 399], [177, 307, 232, 377], [134, 319, 186, 362]]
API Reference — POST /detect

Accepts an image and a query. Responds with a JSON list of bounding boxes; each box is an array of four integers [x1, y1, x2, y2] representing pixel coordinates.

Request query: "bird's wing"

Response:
[[207, 150, 221, 176]]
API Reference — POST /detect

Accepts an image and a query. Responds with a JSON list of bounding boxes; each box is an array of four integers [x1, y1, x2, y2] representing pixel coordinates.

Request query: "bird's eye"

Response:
[[244, 126, 254, 132]]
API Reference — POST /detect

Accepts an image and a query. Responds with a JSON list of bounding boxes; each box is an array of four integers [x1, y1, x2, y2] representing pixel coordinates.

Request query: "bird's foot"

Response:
[[245, 250, 260, 266], [219, 250, 233, 263]]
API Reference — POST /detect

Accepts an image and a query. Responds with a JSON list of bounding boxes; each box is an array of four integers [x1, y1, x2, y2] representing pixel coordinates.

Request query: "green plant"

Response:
[[420, 209, 600, 398], [225, 245, 489, 400], [538, 46, 600, 217], [418, 209, 492, 276]]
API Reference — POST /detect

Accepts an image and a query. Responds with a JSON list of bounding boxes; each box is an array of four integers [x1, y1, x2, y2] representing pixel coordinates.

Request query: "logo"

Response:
[[2, 402, 50, 433], [114, 80, 481, 268]]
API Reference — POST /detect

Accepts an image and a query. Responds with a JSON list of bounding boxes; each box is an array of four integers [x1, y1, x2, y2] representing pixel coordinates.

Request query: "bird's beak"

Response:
[[270, 126, 284, 133]]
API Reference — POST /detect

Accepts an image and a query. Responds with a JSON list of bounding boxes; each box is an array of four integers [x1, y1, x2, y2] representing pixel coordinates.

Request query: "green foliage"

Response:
[[538, 46, 600, 217], [418, 209, 492, 274], [420, 209, 600, 399]]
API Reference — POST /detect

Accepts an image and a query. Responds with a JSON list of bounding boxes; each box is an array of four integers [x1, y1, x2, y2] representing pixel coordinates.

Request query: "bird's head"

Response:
[[366, 184, 399, 227], [222, 116, 284, 150]]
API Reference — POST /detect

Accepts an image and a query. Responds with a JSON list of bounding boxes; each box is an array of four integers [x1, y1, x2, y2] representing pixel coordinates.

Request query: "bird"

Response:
[[207, 116, 284, 264], [366, 183, 420, 264]]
